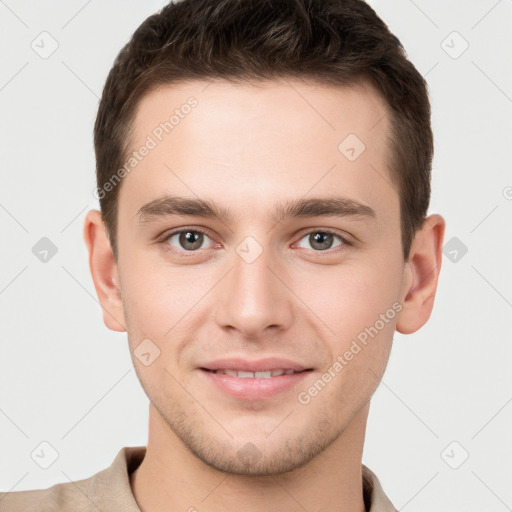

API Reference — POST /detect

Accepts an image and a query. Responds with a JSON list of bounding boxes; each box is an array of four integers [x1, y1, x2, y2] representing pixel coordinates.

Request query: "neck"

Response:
[[130, 403, 369, 512]]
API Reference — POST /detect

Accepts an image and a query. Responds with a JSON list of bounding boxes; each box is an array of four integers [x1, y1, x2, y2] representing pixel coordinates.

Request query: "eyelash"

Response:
[[157, 227, 353, 255]]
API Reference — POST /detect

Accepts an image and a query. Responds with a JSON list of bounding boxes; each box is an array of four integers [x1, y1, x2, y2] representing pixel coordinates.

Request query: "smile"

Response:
[[205, 368, 305, 378]]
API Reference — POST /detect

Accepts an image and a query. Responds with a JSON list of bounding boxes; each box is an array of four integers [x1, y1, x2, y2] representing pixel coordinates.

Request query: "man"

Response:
[[0, 0, 445, 510]]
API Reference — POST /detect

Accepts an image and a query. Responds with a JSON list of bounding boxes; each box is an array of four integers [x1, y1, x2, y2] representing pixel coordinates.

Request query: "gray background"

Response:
[[1, 1, 511, 510]]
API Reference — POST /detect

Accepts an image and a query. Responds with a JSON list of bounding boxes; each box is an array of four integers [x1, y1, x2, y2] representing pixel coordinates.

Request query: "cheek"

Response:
[[119, 253, 203, 330], [293, 257, 402, 340]]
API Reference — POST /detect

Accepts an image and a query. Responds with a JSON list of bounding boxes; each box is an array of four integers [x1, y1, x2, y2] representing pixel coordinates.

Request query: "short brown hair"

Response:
[[94, 0, 432, 262]]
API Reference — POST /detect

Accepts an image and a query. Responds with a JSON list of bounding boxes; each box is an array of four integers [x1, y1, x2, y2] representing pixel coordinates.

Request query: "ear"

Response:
[[396, 214, 446, 335], [83, 209, 127, 332]]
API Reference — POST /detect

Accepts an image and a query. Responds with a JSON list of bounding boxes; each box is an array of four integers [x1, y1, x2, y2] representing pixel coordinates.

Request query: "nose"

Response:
[[214, 244, 294, 339]]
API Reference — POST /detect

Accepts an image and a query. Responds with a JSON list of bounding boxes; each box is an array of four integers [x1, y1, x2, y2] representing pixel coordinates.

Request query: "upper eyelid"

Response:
[[160, 227, 217, 243], [294, 227, 351, 242]]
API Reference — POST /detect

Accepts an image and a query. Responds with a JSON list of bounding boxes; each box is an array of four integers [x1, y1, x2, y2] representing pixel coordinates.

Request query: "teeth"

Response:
[[238, 371, 257, 378], [213, 368, 298, 378]]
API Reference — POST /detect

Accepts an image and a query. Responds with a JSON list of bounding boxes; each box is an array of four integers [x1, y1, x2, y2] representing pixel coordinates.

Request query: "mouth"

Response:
[[198, 357, 314, 400], [199, 366, 314, 401], [200, 368, 313, 379]]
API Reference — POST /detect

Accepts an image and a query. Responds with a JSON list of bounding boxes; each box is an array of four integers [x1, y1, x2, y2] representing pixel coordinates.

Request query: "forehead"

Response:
[[119, 78, 397, 226], [131, 77, 389, 149]]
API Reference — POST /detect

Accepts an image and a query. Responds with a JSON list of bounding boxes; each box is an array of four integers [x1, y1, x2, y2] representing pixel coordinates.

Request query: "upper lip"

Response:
[[200, 357, 312, 372]]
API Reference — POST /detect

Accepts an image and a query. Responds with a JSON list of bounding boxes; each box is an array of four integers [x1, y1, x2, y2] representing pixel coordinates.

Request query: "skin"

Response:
[[83, 78, 445, 512]]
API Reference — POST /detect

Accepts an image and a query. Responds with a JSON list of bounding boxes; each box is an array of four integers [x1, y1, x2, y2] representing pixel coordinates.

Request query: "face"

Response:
[[110, 78, 410, 475]]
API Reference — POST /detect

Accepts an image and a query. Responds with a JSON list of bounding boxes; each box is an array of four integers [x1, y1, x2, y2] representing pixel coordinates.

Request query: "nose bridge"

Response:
[[214, 239, 293, 337]]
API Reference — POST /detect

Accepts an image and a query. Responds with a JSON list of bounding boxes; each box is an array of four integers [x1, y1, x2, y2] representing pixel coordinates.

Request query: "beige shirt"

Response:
[[0, 446, 398, 511]]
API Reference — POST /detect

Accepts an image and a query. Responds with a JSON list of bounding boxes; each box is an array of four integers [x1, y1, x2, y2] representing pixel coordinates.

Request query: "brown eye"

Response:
[[166, 230, 210, 251]]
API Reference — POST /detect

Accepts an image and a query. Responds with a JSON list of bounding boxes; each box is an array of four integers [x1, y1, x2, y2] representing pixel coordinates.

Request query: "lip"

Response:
[[200, 368, 312, 401], [199, 357, 311, 373]]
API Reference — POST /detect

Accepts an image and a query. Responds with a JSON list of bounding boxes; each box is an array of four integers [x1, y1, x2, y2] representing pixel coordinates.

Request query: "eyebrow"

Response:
[[136, 195, 376, 224]]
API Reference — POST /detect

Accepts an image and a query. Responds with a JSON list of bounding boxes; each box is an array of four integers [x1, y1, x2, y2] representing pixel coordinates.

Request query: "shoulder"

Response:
[[0, 478, 98, 512], [0, 446, 146, 512]]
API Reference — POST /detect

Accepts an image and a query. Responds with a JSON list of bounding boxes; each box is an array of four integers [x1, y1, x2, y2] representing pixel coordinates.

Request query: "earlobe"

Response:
[[83, 209, 127, 332], [396, 214, 446, 335]]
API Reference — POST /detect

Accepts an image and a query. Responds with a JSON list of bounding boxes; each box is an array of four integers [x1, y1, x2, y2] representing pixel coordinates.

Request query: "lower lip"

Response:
[[200, 369, 312, 401]]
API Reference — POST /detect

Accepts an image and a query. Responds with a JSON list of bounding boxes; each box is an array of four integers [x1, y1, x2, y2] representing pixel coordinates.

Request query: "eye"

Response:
[[164, 229, 215, 252], [158, 227, 351, 255], [295, 230, 348, 251]]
